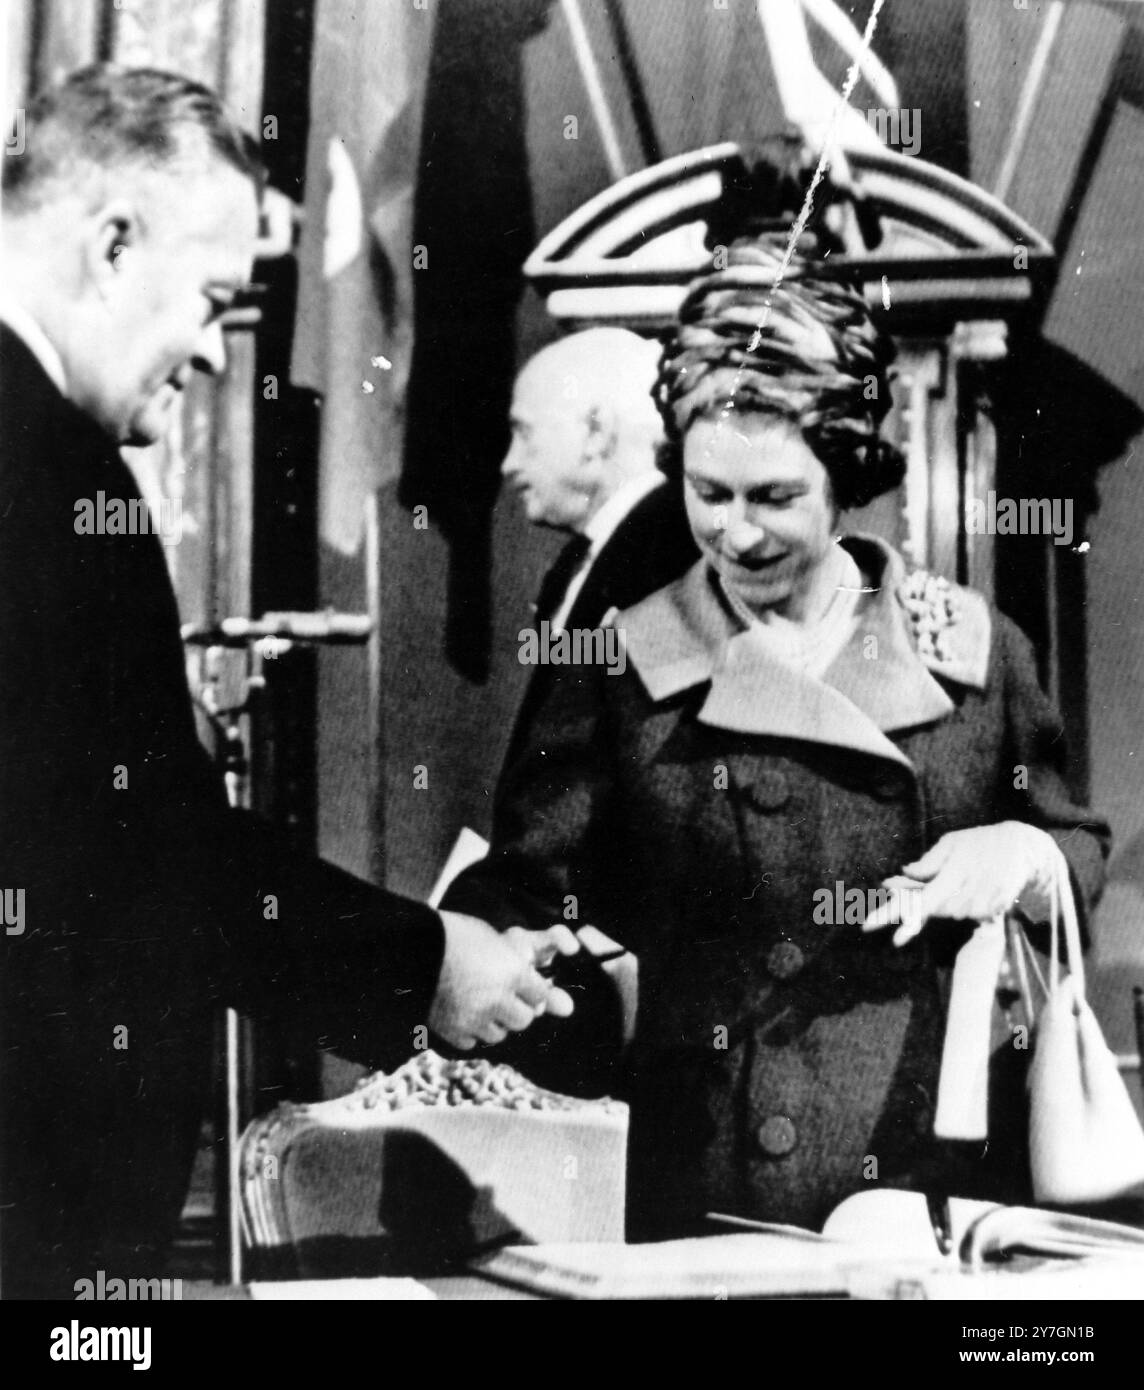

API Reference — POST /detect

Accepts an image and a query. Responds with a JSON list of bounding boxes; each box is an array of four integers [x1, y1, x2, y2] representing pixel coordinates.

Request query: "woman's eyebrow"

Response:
[[747, 482, 807, 497]]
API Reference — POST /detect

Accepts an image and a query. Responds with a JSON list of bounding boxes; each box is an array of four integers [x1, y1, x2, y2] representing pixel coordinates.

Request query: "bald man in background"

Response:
[[444, 331, 696, 1096], [501, 328, 697, 757]]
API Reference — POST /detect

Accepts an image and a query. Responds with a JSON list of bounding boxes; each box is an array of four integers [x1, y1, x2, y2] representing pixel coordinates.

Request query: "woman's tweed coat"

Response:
[[445, 536, 1109, 1237]]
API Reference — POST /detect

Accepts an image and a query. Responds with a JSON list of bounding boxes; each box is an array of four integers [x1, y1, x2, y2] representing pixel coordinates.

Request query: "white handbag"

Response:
[[1019, 848, 1144, 1205], [935, 845, 1144, 1206]]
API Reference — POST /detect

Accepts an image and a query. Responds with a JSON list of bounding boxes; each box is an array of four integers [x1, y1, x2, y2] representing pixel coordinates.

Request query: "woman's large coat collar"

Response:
[[617, 535, 992, 770]]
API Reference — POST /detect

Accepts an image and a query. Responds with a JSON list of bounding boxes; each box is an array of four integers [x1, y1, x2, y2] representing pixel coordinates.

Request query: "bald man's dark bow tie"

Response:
[[534, 533, 592, 624]]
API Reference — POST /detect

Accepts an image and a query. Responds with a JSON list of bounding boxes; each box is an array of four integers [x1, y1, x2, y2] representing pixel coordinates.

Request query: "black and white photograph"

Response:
[[2, 0, 1144, 1344]]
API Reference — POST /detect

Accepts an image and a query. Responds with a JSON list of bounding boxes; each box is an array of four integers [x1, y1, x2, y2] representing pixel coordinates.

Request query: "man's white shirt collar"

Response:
[[550, 471, 666, 633], [0, 296, 69, 397]]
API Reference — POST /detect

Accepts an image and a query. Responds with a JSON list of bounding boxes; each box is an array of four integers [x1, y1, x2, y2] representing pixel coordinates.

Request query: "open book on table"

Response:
[[469, 1189, 1144, 1300]]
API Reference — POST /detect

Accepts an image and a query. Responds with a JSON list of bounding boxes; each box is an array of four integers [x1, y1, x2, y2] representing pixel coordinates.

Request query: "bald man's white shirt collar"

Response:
[[0, 296, 69, 398], [549, 471, 665, 633]]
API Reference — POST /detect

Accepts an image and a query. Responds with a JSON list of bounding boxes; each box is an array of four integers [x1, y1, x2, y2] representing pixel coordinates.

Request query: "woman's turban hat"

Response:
[[654, 236, 904, 510]]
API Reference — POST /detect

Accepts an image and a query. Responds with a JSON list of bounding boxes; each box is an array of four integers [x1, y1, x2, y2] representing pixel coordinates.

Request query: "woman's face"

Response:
[[682, 414, 839, 618]]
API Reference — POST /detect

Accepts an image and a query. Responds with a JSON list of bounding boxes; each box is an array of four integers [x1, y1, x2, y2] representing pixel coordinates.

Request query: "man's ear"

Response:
[[83, 201, 139, 298], [583, 403, 619, 463]]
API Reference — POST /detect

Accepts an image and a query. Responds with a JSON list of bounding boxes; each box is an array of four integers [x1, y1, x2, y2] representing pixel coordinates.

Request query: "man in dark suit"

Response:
[[0, 64, 576, 1298], [453, 332, 695, 1090], [501, 328, 697, 757]]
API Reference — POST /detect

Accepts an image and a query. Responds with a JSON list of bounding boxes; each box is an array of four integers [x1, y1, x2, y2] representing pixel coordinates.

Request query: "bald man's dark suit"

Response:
[[457, 481, 697, 1097], [507, 480, 698, 765], [0, 326, 443, 1297]]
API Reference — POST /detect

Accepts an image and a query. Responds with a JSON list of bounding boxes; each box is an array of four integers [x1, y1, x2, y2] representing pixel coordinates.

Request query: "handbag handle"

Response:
[[1006, 914, 1041, 1028], [935, 842, 1082, 1141], [1045, 843, 1086, 1001], [1008, 843, 1085, 1021]]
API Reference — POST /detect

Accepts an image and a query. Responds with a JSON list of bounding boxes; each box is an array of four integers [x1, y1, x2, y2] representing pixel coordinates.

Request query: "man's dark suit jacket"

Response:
[[507, 481, 698, 764], [0, 327, 442, 1297], [560, 480, 697, 631], [458, 481, 697, 1095]]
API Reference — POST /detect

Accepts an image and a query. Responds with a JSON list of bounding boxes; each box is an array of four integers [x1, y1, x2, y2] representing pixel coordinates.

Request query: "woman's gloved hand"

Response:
[[863, 821, 1059, 946]]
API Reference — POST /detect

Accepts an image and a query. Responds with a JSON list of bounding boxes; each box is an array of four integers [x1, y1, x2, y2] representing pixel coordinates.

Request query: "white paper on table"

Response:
[[250, 1279, 437, 1301]]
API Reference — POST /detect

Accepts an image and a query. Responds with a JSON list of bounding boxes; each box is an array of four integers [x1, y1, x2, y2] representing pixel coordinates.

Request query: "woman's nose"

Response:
[[721, 510, 766, 555]]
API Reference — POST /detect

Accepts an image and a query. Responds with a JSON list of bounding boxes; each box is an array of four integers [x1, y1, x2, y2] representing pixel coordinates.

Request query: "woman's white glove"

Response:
[[863, 821, 1059, 946]]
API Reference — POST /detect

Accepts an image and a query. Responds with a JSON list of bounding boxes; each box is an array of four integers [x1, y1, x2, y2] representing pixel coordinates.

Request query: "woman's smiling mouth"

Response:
[[720, 551, 789, 573]]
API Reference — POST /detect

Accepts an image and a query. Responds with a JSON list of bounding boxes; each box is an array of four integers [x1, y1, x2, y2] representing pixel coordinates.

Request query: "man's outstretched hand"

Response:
[[428, 913, 580, 1050]]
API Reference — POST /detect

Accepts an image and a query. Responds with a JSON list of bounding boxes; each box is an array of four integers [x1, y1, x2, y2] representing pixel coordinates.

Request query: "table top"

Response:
[[183, 1275, 537, 1300]]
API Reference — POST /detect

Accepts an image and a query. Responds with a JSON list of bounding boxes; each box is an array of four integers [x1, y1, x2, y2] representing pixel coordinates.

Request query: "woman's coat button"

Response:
[[755, 1115, 798, 1157], [766, 941, 806, 980], [742, 769, 791, 811]]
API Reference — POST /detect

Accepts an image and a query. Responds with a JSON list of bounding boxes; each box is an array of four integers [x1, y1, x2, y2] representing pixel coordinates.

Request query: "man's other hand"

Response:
[[428, 913, 580, 1050]]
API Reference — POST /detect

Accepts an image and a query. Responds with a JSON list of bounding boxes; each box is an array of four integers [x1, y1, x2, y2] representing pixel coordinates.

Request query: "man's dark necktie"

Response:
[[533, 532, 592, 624]]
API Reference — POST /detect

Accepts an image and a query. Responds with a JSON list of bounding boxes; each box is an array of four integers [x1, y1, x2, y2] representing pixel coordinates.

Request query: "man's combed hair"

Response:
[[3, 63, 264, 211]]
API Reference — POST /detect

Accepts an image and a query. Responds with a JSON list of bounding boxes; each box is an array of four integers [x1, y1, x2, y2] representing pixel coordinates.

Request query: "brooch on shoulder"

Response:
[[897, 569, 959, 665]]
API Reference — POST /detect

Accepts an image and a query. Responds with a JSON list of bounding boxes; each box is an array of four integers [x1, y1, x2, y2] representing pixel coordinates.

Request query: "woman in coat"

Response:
[[445, 238, 1108, 1240]]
